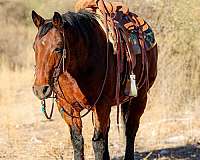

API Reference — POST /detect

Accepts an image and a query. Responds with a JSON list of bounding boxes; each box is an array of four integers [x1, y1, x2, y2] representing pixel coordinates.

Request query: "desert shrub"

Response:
[[0, 1, 30, 70], [127, 0, 200, 111], [0, 0, 75, 71]]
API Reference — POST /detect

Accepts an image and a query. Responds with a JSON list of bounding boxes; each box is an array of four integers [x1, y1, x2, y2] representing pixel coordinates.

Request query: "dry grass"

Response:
[[0, 0, 200, 159]]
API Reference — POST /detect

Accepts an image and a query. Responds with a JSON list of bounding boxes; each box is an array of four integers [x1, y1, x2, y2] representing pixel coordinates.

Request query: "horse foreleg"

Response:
[[57, 103, 84, 160], [121, 94, 147, 160], [92, 105, 111, 160], [70, 120, 84, 160]]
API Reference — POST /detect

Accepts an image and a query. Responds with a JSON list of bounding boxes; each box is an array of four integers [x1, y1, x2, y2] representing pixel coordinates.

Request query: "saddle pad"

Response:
[[144, 27, 156, 50], [118, 12, 156, 55], [130, 26, 156, 55]]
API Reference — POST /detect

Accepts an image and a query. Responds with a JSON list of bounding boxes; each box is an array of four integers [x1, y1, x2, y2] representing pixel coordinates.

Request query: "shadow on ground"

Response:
[[112, 144, 200, 160]]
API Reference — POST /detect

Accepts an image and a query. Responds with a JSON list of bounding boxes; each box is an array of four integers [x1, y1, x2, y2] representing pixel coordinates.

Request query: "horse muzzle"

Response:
[[32, 84, 52, 100]]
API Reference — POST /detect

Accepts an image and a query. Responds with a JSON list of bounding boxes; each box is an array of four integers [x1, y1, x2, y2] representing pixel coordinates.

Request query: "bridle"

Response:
[[41, 28, 69, 120], [41, 21, 110, 119]]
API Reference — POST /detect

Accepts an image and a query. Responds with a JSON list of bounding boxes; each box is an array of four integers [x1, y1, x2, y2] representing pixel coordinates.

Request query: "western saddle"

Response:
[[75, 0, 156, 101]]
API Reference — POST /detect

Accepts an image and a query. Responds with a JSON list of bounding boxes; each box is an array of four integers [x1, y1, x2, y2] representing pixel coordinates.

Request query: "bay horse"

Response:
[[32, 9, 157, 160]]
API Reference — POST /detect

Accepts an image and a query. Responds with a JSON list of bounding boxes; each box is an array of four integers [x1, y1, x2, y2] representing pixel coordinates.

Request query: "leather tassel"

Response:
[[130, 74, 137, 97], [124, 74, 137, 97]]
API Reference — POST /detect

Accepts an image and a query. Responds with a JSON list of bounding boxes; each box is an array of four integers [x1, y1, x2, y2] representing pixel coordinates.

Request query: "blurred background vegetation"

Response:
[[1, 0, 199, 112], [0, 0, 200, 158], [0, 0, 74, 69]]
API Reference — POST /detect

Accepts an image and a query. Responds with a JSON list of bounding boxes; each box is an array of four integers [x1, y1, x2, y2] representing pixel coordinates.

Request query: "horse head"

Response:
[[31, 10, 107, 102], [32, 11, 66, 100]]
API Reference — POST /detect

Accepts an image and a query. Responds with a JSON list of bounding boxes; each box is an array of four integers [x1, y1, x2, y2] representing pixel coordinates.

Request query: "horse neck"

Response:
[[61, 32, 85, 80], [65, 19, 107, 77], [59, 16, 112, 104]]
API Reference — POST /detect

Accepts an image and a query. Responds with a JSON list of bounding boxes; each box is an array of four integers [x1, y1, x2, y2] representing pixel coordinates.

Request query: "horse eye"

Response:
[[54, 48, 63, 54]]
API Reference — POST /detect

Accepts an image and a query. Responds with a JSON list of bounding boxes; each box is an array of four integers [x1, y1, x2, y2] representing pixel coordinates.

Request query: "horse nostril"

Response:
[[33, 85, 52, 100], [43, 85, 49, 95]]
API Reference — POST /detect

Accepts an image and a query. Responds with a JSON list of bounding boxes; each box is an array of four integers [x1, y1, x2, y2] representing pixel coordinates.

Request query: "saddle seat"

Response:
[[75, 0, 129, 14]]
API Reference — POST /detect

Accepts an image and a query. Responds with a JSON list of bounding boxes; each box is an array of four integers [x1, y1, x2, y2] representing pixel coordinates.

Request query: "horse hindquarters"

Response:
[[121, 44, 158, 159], [147, 44, 158, 89]]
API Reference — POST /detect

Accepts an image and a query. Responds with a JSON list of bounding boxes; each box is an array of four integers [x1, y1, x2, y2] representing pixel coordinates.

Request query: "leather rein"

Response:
[[41, 21, 110, 120]]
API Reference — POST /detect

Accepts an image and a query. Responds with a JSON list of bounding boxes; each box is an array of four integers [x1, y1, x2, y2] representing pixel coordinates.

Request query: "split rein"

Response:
[[41, 94, 55, 120], [41, 24, 109, 120]]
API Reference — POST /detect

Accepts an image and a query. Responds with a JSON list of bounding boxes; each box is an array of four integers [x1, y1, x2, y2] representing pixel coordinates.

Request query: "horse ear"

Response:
[[32, 10, 45, 28], [52, 12, 63, 28]]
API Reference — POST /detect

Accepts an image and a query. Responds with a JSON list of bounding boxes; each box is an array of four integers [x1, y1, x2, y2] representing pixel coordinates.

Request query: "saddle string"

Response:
[[115, 25, 121, 126], [100, 0, 121, 127], [131, 14, 149, 90], [98, 0, 133, 127]]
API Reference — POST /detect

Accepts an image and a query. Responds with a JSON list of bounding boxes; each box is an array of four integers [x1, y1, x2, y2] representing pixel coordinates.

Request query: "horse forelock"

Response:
[[38, 20, 53, 38]]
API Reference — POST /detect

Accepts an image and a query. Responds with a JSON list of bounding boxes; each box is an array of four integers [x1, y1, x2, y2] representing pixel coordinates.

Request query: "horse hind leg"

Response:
[[121, 94, 147, 160], [92, 104, 111, 160]]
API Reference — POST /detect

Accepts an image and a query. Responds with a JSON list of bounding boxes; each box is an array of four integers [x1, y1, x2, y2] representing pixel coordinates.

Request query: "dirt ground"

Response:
[[0, 0, 200, 159], [0, 71, 200, 160]]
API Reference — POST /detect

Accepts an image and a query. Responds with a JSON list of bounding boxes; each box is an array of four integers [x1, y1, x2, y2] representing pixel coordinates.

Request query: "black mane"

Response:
[[38, 10, 98, 41]]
